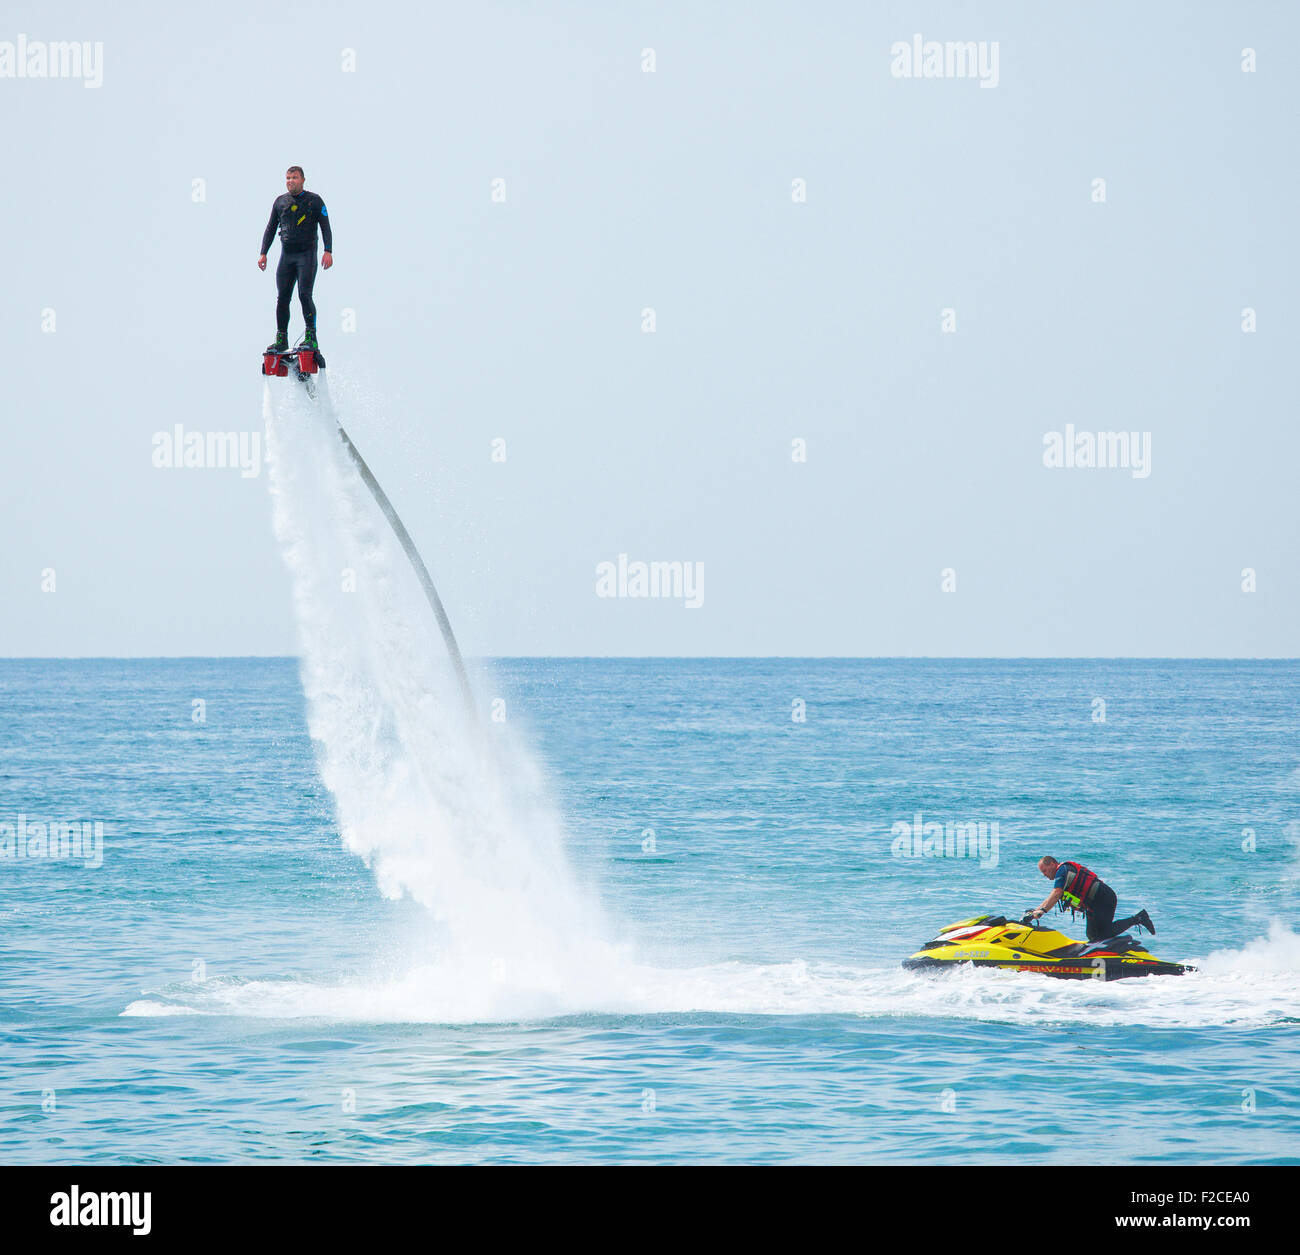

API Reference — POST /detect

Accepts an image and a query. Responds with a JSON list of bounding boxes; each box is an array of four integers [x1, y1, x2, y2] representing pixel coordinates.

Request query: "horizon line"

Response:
[[2, 655, 1298, 664]]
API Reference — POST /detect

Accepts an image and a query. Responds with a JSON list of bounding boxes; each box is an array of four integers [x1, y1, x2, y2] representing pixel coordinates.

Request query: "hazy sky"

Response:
[[3, 1, 1296, 657]]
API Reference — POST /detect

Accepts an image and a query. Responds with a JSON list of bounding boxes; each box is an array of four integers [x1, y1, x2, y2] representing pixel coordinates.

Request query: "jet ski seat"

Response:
[[1048, 934, 1143, 958]]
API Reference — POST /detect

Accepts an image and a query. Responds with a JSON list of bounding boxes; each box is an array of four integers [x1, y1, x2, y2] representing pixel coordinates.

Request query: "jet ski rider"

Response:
[[1029, 856, 1155, 942]]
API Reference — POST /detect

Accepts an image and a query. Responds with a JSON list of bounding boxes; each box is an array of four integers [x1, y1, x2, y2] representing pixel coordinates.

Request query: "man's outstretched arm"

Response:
[[1032, 887, 1064, 917]]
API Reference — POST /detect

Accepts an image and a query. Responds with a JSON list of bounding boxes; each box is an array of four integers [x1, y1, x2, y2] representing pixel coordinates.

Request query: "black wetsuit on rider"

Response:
[[261, 190, 332, 341]]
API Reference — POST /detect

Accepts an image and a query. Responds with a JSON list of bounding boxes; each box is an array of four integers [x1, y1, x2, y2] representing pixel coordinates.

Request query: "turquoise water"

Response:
[[2, 656, 1298, 1164]]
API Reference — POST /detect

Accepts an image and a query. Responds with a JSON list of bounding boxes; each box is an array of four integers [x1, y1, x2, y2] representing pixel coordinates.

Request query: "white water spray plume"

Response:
[[260, 373, 624, 1016]]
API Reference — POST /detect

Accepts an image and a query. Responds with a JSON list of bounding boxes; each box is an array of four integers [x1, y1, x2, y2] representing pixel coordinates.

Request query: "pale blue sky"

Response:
[[2, 1, 1296, 656]]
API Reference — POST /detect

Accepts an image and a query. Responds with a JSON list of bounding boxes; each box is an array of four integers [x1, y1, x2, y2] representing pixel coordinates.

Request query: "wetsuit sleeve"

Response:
[[1053, 868, 1067, 889], [319, 197, 333, 252], [260, 200, 279, 255]]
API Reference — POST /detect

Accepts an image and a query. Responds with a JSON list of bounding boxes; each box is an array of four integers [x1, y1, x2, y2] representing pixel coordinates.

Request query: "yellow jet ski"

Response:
[[902, 912, 1193, 980]]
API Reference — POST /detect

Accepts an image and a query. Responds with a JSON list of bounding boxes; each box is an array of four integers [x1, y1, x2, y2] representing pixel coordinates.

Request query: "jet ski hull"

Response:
[[902, 954, 1191, 980]]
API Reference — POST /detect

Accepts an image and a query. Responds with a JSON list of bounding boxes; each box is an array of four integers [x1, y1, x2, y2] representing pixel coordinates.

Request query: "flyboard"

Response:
[[262, 338, 326, 380], [262, 337, 477, 720]]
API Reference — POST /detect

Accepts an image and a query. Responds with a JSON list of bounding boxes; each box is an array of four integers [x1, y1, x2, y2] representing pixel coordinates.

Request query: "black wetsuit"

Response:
[[1081, 884, 1145, 942], [261, 190, 332, 334]]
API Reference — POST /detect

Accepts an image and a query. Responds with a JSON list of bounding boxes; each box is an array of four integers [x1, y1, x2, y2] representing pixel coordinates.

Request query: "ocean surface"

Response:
[[3, 377, 1298, 1163], [2, 656, 1298, 1165]]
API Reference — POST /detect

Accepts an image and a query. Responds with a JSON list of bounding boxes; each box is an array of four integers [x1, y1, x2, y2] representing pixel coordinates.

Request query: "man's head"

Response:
[[285, 166, 305, 194], [1038, 856, 1059, 879]]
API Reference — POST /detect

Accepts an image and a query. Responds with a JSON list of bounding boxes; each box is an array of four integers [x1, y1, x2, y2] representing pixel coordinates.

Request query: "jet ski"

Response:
[[902, 912, 1193, 980]]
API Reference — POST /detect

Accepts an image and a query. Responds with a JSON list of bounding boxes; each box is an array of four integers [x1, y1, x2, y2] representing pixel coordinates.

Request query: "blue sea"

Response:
[[2, 656, 1298, 1165]]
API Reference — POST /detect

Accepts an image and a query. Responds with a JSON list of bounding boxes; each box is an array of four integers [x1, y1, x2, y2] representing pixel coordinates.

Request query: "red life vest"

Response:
[[1059, 861, 1102, 911]]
